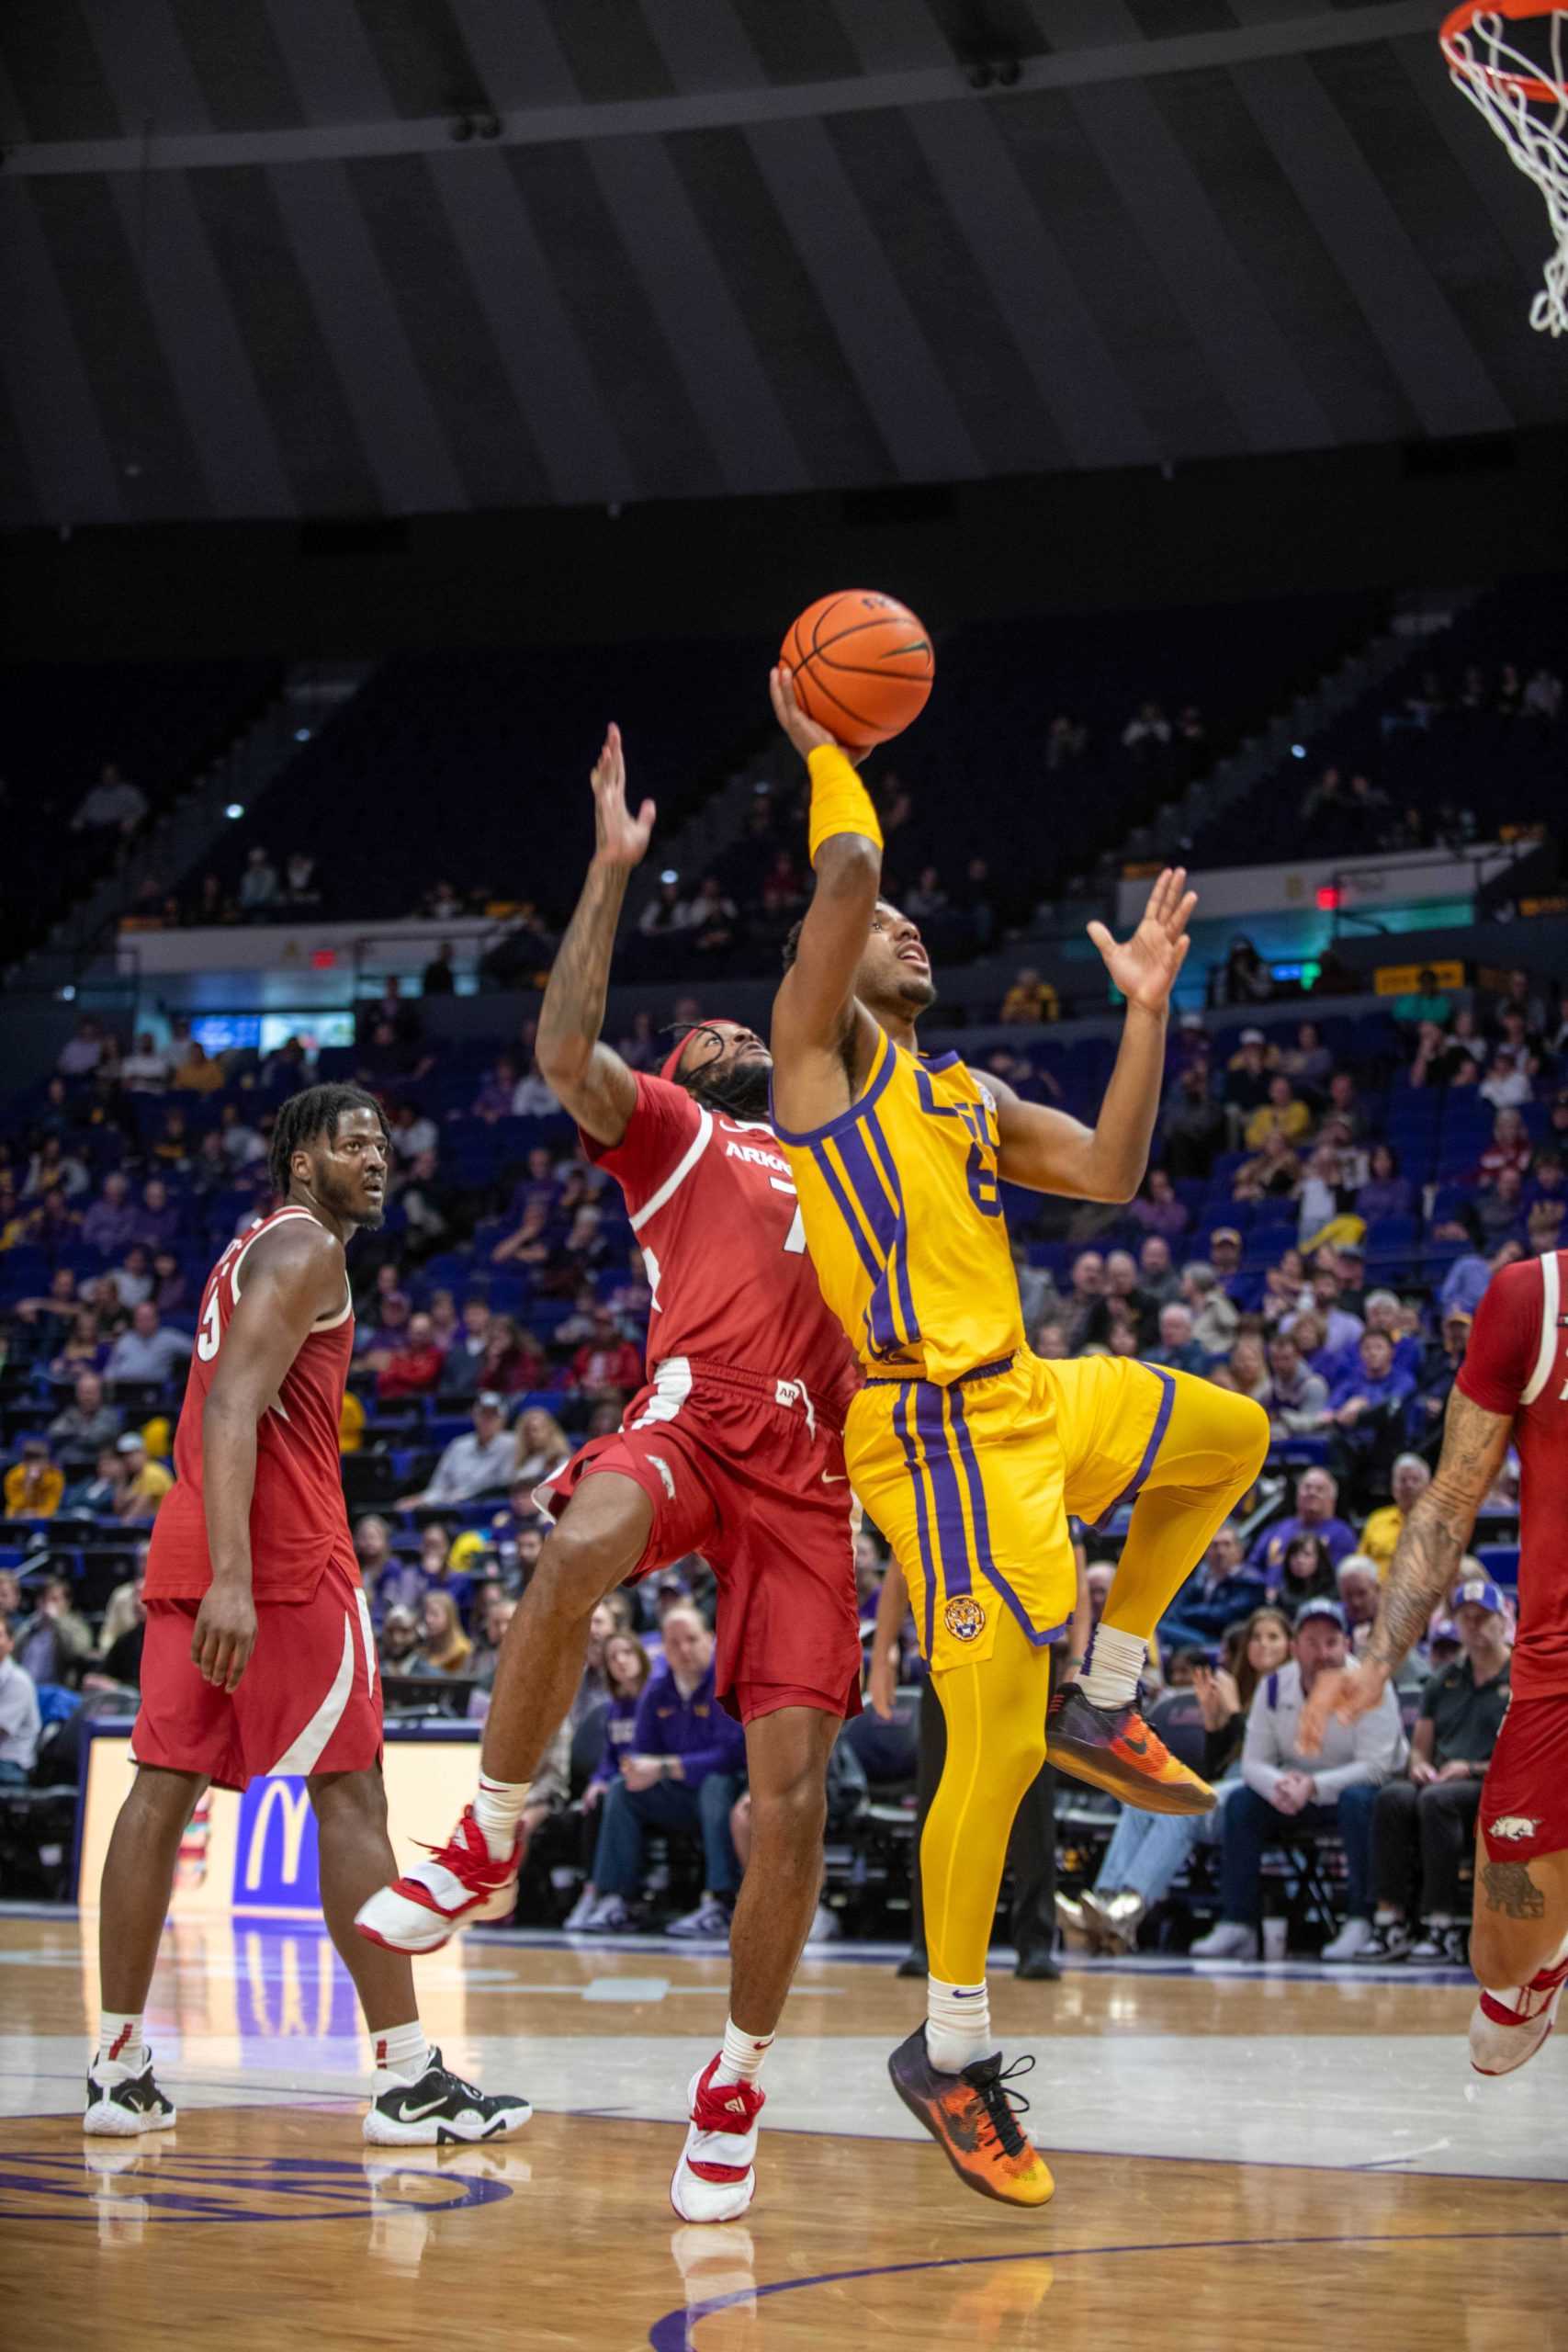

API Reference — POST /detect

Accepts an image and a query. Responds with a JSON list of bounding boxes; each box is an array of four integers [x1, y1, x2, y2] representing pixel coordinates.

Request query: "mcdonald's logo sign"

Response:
[[234, 1776, 320, 1911]]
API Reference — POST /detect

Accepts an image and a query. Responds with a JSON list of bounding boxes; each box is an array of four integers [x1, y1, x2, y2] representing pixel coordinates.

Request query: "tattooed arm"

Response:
[[536, 724, 655, 1148], [1299, 1385, 1514, 1752]]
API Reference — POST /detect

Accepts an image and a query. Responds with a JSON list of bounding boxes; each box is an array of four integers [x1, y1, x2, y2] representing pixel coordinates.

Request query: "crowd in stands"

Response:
[[3, 922, 1559, 1953], [12, 695, 1568, 1947]]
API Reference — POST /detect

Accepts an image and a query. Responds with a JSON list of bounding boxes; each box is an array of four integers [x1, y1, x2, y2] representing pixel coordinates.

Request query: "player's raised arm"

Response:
[[768, 665, 883, 1129], [990, 867, 1197, 1203], [1299, 1385, 1514, 1753], [197, 1220, 344, 1691], [536, 723, 655, 1148]]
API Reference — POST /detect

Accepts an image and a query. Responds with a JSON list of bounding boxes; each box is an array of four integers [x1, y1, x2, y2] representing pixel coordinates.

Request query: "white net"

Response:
[[1442, 5, 1568, 334]]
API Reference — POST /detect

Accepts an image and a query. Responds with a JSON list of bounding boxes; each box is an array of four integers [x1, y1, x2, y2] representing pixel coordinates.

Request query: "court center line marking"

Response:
[[647, 2229, 1568, 2351]]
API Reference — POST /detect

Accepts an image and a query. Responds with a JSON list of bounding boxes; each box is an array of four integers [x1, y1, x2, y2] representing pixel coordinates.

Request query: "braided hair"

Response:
[[267, 1083, 388, 1199]]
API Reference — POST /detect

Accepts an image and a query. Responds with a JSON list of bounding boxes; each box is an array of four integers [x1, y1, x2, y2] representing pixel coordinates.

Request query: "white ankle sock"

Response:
[[924, 1977, 995, 2075], [97, 2012, 145, 2074], [713, 2017, 774, 2086], [372, 2020, 431, 2081], [1079, 1624, 1148, 1712], [473, 1773, 530, 1861]]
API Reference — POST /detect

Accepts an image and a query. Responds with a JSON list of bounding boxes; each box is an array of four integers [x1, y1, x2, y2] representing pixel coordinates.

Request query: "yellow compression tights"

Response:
[[922, 1604, 1054, 1988], [1100, 1374, 1269, 1642]]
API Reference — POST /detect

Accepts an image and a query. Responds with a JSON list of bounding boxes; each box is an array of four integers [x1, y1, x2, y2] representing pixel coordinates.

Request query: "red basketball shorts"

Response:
[[1478, 1694, 1568, 1866], [131, 1553, 382, 1794], [537, 1359, 861, 1726]]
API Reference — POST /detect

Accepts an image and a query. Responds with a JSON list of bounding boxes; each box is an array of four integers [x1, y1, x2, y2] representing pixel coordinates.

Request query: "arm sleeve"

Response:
[[1241, 1686, 1283, 1799], [1316, 1686, 1406, 1801], [579, 1075, 703, 1213], [629, 1679, 664, 1753], [1456, 1259, 1540, 1417], [678, 1706, 748, 1786], [423, 1441, 467, 1502]]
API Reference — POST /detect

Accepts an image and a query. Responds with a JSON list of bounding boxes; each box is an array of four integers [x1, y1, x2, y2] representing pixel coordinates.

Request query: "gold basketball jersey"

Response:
[[773, 1025, 1023, 1385]]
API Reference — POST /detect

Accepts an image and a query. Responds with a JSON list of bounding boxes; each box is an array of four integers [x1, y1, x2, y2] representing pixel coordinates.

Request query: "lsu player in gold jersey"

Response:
[[766, 667, 1269, 2210]]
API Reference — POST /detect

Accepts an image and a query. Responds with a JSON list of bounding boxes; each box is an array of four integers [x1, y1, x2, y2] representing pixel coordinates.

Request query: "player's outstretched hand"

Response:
[[771, 663, 844, 763], [191, 1578, 258, 1694], [1297, 1657, 1390, 1757], [1086, 866, 1198, 1016], [590, 721, 656, 869]]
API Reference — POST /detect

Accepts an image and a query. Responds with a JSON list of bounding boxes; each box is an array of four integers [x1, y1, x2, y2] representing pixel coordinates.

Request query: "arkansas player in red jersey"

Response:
[[359, 725, 860, 2222], [1303, 1247, 1568, 2076], [84, 1087, 527, 2147]]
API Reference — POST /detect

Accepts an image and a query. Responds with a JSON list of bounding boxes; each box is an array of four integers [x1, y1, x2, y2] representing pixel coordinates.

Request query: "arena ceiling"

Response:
[[0, 0, 1559, 528]]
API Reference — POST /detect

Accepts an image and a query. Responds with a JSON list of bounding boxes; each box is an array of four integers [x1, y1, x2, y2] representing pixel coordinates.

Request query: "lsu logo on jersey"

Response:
[[1488, 1814, 1540, 1842], [943, 1596, 987, 1643]]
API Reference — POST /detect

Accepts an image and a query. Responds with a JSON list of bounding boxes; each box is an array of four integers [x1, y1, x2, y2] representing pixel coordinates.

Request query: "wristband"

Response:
[[807, 743, 884, 867]]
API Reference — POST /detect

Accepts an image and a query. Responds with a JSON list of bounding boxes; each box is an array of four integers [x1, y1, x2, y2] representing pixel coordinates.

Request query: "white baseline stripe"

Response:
[[629, 1110, 714, 1232], [1521, 1252, 1562, 1407]]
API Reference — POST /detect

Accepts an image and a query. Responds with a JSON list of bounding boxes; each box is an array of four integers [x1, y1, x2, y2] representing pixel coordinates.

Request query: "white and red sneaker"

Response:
[[1469, 1953, 1568, 2076], [670, 2055, 764, 2224], [355, 1805, 522, 1955]]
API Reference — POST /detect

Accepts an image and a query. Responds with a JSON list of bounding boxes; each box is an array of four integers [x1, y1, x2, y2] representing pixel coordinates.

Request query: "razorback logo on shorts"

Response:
[[1488, 1814, 1541, 1842], [943, 1596, 987, 1643], [646, 1454, 677, 1501]]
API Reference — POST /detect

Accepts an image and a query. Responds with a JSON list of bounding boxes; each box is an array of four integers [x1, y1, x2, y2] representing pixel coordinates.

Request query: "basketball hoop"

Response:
[[1441, 2, 1568, 333]]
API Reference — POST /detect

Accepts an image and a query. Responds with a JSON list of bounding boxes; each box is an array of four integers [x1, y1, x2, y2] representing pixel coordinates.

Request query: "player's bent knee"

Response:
[[531, 1517, 636, 1617]]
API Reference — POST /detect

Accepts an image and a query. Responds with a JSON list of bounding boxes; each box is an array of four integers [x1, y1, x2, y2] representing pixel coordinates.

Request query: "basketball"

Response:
[[781, 589, 934, 751]]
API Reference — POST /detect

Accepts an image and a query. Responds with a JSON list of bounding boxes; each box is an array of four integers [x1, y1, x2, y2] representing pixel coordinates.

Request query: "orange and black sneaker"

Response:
[[888, 2029, 1054, 2209], [1046, 1685, 1215, 1816]]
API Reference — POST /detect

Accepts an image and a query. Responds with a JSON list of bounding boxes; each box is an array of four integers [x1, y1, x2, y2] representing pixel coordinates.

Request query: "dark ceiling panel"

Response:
[[543, 0, 676, 104], [993, 87, 1242, 461], [352, 0, 488, 117], [186, 165, 384, 514], [1312, 39, 1566, 425], [507, 141, 723, 499], [28, 174, 210, 522], [348, 154, 554, 510], [727, 0, 864, 85], [168, 0, 305, 130], [1147, 63, 1418, 447], [924, 0, 1052, 62], [667, 124, 894, 484], [1124, 0, 1233, 34], [0, 0, 122, 141], [827, 107, 1070, 476]]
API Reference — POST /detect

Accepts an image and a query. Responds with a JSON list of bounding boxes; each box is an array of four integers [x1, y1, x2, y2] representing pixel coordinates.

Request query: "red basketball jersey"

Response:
[[144, 1204, 356, 1604], [1457, 1249, 1568, 1701], [582, 1076, 858, 1428]]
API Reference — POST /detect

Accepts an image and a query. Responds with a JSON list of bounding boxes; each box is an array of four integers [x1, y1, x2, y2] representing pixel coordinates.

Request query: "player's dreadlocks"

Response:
[[268, 1084, 389, 1199]]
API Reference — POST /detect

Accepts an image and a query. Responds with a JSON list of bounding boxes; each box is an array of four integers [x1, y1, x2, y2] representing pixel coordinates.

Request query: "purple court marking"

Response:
[[647, 2227, 1568, 2350], [0, 2148, 513, 2224]]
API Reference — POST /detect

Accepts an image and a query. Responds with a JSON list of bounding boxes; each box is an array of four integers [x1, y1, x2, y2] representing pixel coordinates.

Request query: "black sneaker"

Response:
[[84, 2052, 177, 2137], [1014, 1949, 1063, 1982], [1406, 1923, 1465, 1963], [896, 1949, 929, 1979], [364, 2046, 532, 2145], [1350, 1921, 1412, 1964]]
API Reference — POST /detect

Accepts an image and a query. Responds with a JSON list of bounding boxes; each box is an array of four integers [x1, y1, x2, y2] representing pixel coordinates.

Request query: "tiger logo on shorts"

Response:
[[943, 1596, 987, 1643]]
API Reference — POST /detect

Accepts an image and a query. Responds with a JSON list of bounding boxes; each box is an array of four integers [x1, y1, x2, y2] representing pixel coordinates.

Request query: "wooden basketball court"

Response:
[[5, 1910, 1565, 2349]]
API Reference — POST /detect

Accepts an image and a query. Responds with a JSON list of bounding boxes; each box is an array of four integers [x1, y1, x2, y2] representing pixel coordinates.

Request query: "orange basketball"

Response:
[[780, 589, 934, 752]]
